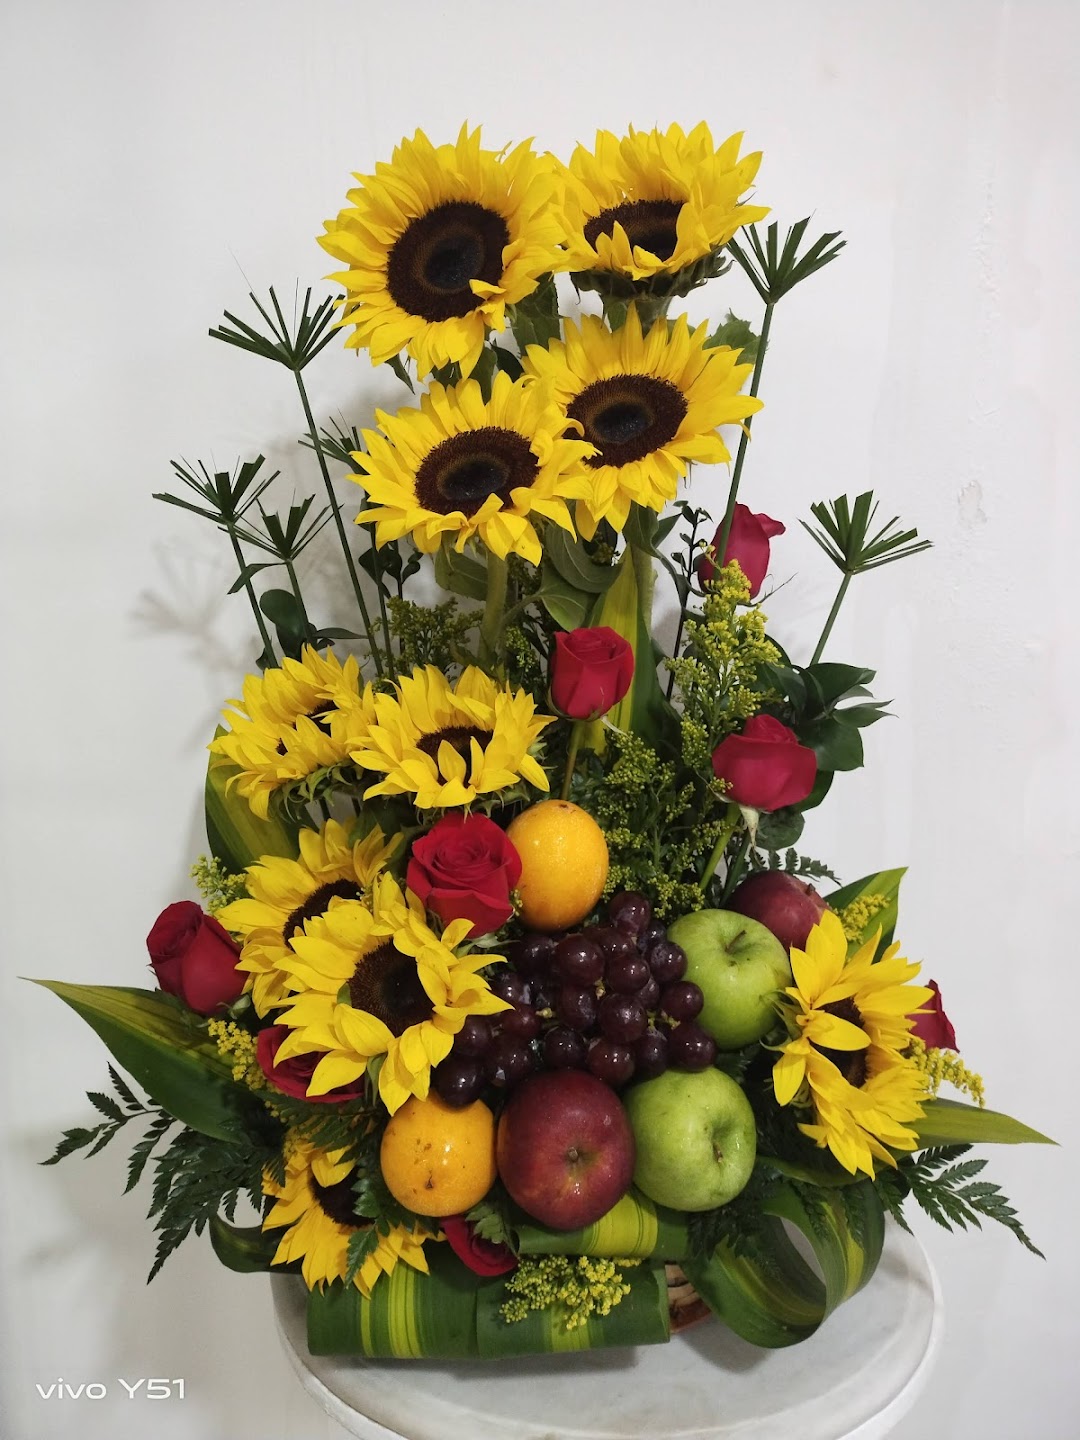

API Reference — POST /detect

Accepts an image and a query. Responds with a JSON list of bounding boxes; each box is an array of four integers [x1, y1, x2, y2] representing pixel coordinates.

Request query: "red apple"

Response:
[[727, 871, 829, 952], [495, 1070, 635, 1230]]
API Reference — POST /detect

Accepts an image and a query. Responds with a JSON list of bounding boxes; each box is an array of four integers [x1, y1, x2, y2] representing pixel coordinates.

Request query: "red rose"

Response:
[[699, 504, 786, 598], [440, 1214, 517, 1277], [256, 1025, 364, 1103], [910, 981, 958, 1051], [407, 813, 522, 938], [711, 715, 818, 811], [550, 627, 634, 719], [146, 901, 245, 1015]]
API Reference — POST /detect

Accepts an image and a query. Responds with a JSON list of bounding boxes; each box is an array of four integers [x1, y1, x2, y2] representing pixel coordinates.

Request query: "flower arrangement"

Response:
[[39, 122, 1051, 1361]]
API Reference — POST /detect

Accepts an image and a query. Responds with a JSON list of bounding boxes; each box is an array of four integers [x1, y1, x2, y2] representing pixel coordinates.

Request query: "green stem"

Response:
[[714, 301, 775, 566], [479, 552, 509, 671], [665, 508, 704, 701], [560, 720, 585, 801], [698, 804, 740, 892], [227, 527, 277, 667], [292, 370, 385, 676], [629, 543, 656, 628], [719, 831, 752, 905], [284, 557, 311, 634], [810, 572, 853, 666], [368, 527, 396, 677]]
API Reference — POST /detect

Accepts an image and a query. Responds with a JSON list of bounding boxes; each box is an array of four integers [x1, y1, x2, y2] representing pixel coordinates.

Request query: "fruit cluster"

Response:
[[432, 892, 719, 1107]]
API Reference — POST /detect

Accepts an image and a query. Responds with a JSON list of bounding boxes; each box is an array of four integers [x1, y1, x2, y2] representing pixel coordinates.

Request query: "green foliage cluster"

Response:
[[387, 596, 475, 674], [875, 1145, 1043, 1257]]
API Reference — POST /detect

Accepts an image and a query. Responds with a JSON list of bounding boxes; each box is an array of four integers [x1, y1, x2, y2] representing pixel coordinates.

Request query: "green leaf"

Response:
[[914, 1099, 1055, 1148], [433, 539, 488, 602], [507, 275, 561, 352], [205, 733, 299, 874], [536, 563, 590, 630], [259, 587, 310, 657], [754, 807, 805, 851], [33, 982, 247, 1142], [588, 549, 678, 754], [209, 1214, 281, 1273], [799, 714, 865, 772], [826, 866, 905, 953], [385, 353, 414, 392], [475, 1261, 670, 1358], [802, 662, 876, 707], [542, 525, 618, 595], [704, 310, 761, 365], [512, 1189, 690, 1260]]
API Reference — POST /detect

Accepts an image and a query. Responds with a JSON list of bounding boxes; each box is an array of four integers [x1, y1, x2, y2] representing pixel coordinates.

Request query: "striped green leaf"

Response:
[[513, 1189, 690, 1260], [34, 981, 246, 1142], [205, 734, 299, 873], [915, 1097, 1055, 1148], [683, 1180, 884, 1348], [827, 866, 906, 954], [474, 1261, 670, 1357], [588, 549, 677, 753], [209, 1214, 281, 1273]]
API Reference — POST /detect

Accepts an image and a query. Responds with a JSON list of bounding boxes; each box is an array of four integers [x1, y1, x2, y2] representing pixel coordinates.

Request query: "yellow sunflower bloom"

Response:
[[348, 664, 554, 809], [772, 911, 933, 1177], [273, 875, 510, 1114], [215, 820, 401, 1016], [353, 372, 594, 566], [523, 307, 761, 537], [320, 125, 565, 378], [558, 123, 768, 284], [209, 647, 371, 819], [262, 1138, 432, 1294]]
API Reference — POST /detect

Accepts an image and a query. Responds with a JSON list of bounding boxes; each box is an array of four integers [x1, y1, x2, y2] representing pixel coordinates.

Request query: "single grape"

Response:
[[660, 981, 705, 1022], [637, 921, 667, 953], [485, 1034, 534, 1088], [667, 1022, 718, 1071], [553, 934, 605, 986], [632, 1027, 669, 1079], [542, 1026, 588, 1070], [490, 971, 531, 1007], [433, 1056, 486, 1106], [636, 974, 661, 1011], [587, 1039, 635, 1087], [607, 891, 652, 936], [556, 984, 599, 1032], [501, 1003, 541, 1041], [647, 939, 688, 984], [598, 993, 648, 1044], [605, 952, 651, 994], [512, 932, 556, 979], [452, 1014, 494, 1058], [585, 925, 636, 962]]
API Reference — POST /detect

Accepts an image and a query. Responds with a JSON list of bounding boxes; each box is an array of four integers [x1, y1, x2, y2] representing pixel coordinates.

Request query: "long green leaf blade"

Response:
[[914, 1098, 1055, 1148]]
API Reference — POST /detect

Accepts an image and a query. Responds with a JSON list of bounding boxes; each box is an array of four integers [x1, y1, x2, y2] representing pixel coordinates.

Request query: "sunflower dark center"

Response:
[[583, 198, 683, 262], [348, 940, 434, 1036], [310, 1174, 362, 1228], [567, 374, 688, 468], [816, 997, 868, 1088], [386, 201, 510, 322], [415, 725, 493, 763], [283, 880, 365, 943], [414, 427, 538, 517]]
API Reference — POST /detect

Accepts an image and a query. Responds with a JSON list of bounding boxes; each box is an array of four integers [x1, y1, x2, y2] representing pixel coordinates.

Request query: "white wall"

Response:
[[2, 2, 1077, 1437]]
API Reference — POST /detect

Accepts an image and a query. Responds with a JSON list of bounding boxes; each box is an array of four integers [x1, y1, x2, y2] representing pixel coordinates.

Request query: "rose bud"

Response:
[[711, 715, 818, 812], [910, 981, 958, 1051], [407, 812, 522, 938], [550, 626, 634, 720], [146, 901, 245, 1015], [256, 1025, 363, 1103], [699, 504, 785, 598], [440, 1214, 517, 1276]]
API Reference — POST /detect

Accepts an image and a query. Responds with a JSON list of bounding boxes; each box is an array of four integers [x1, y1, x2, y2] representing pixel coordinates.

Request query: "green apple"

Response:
[[667, 908, 791, 1049], [625, 1068, 756, 1210]]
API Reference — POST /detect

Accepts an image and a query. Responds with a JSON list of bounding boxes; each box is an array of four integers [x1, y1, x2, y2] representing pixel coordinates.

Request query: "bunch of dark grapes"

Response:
[[432, 892, 718, 1107]]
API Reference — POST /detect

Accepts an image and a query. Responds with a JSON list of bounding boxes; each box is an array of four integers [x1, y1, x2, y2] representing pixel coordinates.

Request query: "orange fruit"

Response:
[[379, 1094, 497, 1217], [506, 800, 609, 932]]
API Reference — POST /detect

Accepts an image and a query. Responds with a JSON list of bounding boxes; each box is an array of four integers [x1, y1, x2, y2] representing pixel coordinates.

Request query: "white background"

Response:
[[2, 1, 1078, 1437]]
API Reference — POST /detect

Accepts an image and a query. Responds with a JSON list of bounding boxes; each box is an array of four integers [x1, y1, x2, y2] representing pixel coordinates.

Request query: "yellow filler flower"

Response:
[[262, 1138, 431, 1294], [215, 820, 400, 1016], [558, 123, 768, 282], [320, 125, 565, 378], [209, 647, 369, 819], [353, 372, 594, 566], [772, 911, 933, 1177], [273, 876, 510, 1113], [523, 307, 761, 538], [348, 664, 554, 809]]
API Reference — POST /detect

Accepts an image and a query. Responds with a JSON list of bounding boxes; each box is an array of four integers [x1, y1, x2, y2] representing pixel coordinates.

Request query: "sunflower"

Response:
[[772, 911, 933, 1177], [262, 1138, 432, 1294], [215, 820, 401, 1016], [272, 875, 510, 1113], [210, 647, 371, 819], [353, 372, 594, 565], [523, 306, 761, 538], [348, 664, 553, 810], [558, 124, 768, 286], [320, 125, 565, 378]]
